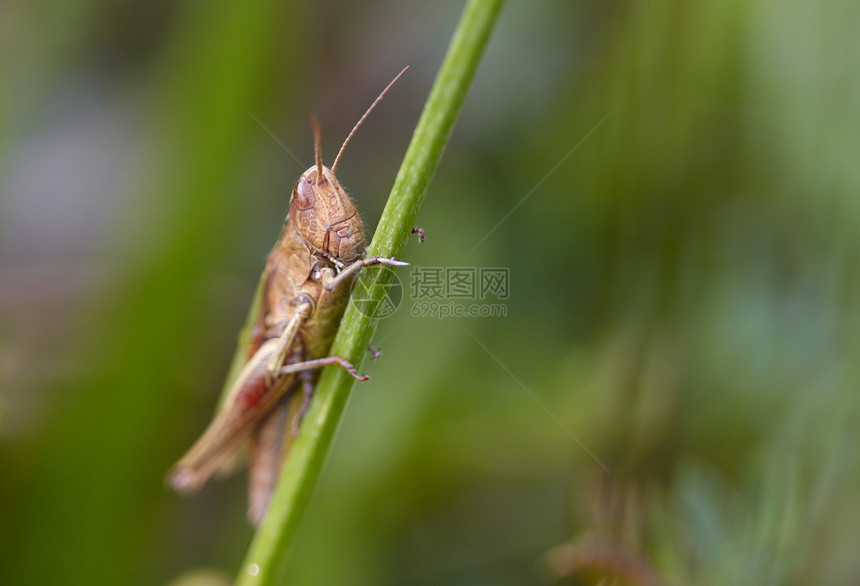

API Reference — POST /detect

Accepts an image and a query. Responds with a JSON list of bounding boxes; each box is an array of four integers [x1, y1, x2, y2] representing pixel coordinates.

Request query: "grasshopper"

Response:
[[169, 68, 409, 523]]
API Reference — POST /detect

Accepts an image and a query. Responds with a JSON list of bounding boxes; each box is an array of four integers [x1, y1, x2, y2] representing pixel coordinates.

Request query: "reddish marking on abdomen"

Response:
[[238, 373, 269, 408]]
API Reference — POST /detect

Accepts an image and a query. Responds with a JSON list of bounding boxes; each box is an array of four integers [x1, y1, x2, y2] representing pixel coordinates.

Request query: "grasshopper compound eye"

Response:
[[294, 177, 316, 210]]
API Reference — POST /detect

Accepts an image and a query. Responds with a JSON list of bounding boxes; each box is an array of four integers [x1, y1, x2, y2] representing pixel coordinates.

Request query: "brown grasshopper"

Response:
[[169, 68, 409, 523]]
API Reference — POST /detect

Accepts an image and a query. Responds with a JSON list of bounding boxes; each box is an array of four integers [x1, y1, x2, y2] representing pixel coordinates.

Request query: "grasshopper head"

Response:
[[290, 165, 366, 263], [288, 65, 409, 266]]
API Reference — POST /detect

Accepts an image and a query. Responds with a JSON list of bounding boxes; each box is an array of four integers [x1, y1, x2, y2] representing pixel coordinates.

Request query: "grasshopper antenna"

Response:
[[331, 66, 409, 173], [309, 115, 324, 185]]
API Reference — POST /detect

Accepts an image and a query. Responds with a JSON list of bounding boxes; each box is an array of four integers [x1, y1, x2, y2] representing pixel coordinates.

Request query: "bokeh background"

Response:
[[2, 0, 860, 584]]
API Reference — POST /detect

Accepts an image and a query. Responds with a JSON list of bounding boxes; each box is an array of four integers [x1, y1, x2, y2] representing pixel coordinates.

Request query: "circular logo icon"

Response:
[[351, 264, 403, 319]]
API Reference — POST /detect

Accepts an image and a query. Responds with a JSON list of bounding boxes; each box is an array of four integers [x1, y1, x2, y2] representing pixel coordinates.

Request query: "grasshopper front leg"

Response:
[[323, 256, 408, 292]]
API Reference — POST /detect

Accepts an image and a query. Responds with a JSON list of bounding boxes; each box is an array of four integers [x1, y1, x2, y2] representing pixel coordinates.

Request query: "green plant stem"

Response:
[[235, 0, 504, 584]]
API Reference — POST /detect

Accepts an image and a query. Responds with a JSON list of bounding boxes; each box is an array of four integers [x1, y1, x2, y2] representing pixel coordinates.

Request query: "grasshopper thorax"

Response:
[[291, 165, 366, 264]]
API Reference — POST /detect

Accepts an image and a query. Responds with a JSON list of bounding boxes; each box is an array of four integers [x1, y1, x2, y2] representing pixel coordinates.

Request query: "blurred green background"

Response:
[[2, 0, 859, 584]]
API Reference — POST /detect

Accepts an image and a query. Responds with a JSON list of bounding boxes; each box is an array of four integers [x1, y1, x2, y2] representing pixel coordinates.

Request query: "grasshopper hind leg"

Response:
[[291, 370, 315, 435], [247, 391, 298, 525], [246, 357, 366, 524]]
